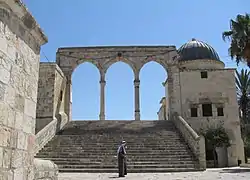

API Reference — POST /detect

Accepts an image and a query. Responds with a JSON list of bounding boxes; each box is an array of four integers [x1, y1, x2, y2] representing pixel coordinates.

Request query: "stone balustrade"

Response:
[[172, 113, 206, 170], [34, 158, 58, 180], [35, 118, 57, 154]]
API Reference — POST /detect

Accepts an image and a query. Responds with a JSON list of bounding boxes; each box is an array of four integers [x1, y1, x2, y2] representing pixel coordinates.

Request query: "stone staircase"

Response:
[[35, 120, 201, 173]]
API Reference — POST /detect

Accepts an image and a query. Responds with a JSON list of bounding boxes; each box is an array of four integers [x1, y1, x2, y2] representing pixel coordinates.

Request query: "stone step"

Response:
[[39, 149, 190, 153], [42, 147, 189, 151], [49, 137, 182, 143], [37, 150, 192, 156], [45, 144, 187, 148], [58, 167, 201, 173], [36, 120, 201, 172], [45, 160, 196, 165], [51, 134, 181, 136], [40, 157, 195, 162], [45, 142, 187, 146], [57, 163, 196, 169], [36, 154, 193, 159], [53, 134, 178, 136]]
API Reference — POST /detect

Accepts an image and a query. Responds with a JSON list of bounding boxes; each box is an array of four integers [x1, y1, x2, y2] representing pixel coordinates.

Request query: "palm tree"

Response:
[[236, 69, 250, 125], [222, 14, 250, 66]]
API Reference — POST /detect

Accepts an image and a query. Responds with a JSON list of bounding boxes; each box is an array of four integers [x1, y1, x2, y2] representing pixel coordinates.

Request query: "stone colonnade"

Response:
[[56, 47, 180, 121], [98, 74, 141, 120]]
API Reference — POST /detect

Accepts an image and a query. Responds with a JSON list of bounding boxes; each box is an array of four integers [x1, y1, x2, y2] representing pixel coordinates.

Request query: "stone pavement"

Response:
[[59, 167, 250, 180]]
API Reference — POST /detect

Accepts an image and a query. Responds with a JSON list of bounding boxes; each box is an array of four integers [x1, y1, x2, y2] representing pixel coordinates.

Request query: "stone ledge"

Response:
[[34, 158, 58, 180]]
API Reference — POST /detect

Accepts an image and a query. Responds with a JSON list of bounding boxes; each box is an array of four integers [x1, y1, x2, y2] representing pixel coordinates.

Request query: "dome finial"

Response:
[[191, 38, 196, 41]]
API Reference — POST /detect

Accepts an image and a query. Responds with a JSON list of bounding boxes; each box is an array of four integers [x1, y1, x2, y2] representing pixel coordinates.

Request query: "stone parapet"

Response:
[[34, 158, 58, 180], [172, 113, 206, 170], [35, 118, 57, 154]]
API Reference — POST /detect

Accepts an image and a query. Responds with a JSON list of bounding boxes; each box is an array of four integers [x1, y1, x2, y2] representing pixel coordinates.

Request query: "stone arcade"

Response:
[[0, 0, 246, 179]]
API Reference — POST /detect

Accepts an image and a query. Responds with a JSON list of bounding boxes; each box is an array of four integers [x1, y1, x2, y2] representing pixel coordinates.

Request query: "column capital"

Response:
[[134, 79, 140, 87], [99, 80, 106, 84]]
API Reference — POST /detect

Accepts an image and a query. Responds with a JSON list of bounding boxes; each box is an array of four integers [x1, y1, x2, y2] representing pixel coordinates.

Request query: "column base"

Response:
[[135, 111, 140, 121], [99, 114, 105, 120]]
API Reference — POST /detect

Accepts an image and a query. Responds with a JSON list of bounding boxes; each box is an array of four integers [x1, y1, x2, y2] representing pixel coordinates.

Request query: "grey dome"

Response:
[[177, 38, 220, 61]]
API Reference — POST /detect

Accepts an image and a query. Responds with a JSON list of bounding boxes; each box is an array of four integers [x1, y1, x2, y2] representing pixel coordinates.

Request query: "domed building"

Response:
[[160, 38, 245, 168], [177, 38, 225, 69]]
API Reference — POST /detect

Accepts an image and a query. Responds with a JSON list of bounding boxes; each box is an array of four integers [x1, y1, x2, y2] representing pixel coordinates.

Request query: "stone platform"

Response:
[[59, 167, 250, 180]]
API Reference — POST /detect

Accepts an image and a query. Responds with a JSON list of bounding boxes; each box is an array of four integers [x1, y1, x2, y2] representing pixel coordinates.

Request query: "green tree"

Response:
[[222, 13, 250, 66], [200, 126, 230, 167], [236, 69, 250, 125]]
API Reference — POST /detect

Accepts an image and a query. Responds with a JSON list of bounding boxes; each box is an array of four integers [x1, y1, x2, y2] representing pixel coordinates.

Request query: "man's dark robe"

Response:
[[117, 145, 127, 177]]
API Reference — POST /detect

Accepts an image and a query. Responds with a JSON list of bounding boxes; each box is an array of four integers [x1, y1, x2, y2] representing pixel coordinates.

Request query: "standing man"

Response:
[[117, 140, 127, 177]]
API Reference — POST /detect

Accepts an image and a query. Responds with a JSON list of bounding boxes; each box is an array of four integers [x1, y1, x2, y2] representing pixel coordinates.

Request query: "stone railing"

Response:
[[34, 158, 58, 180], [35, 118, 57, 154], [172, 113, 206, 170]]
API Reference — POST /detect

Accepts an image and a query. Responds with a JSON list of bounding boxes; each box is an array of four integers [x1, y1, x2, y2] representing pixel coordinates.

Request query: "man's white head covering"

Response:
[[121, 140, 126, 144]]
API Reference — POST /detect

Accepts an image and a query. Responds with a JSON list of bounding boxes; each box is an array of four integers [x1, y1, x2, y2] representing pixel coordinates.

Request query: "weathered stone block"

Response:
[[15, 94, 24, 112], [24, 99, 36, 118], [0, 146, 3, 168], [2, 148, 11, 169], [11, 149, 23, 169], [15, 111, 24, 130], [17, 131, 27, 150], [0, 81, 6, 101], [23, 115, 35, 134], [4, 86, 15, 108], [0, 67, 9, 84], [13, 168, 24, 180]]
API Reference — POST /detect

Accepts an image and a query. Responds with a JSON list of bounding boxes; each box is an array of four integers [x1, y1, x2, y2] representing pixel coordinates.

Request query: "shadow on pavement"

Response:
[[220, 168, 250, 174]]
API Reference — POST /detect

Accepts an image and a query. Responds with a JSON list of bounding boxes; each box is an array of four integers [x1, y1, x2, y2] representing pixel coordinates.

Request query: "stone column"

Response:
[[99, 80, 106, 120], [65, 76, 72, 122], [134, 79, 140, 120]]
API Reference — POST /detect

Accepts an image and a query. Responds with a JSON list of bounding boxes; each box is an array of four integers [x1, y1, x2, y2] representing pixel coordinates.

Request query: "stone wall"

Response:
[[36, 63, 56, 132], [178, 67, 244, 166], [36, 63, 68, 133], [0, 1, 47, 179]]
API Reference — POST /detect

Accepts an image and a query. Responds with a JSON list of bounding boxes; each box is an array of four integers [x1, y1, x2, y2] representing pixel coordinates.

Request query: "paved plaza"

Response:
[[59, 167, 250, 180]]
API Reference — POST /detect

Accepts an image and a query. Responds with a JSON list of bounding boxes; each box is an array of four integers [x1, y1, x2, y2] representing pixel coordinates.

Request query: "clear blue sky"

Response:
[[25, 0, 249, 120]]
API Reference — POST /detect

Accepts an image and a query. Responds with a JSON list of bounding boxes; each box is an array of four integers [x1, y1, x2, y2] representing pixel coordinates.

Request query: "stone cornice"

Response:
[[0, 0, 48, 53], [57, 45, 177, 53], [179, 59, 225, 67], [180, 68, 236, 72]]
